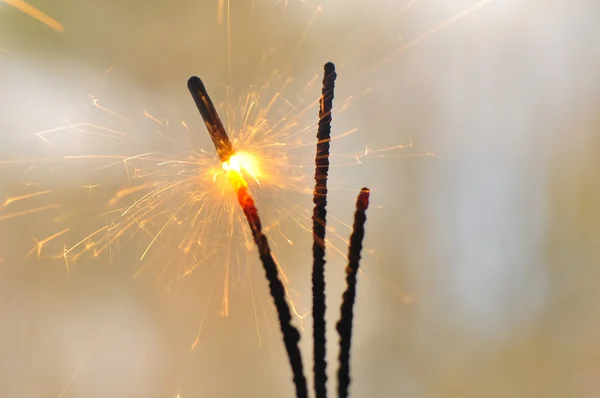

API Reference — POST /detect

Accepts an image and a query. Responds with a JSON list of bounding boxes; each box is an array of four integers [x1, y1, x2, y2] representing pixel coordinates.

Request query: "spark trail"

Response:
[[361, 0, 496, 78], [2, 0, 64, 32]]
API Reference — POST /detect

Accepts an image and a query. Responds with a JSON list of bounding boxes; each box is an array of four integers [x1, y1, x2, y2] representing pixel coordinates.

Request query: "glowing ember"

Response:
[[222, 152, 261, 184]]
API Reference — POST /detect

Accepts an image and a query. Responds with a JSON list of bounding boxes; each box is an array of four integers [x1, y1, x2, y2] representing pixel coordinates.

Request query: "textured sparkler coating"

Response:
[[336, 188, 370, 398], [187, 76, 235, 162], [236, 183, 308, 398], [187, 76, 308, 398], [312, 61, 336, 398]]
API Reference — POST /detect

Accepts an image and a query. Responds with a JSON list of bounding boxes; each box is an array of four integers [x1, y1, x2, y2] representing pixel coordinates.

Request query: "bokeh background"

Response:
[[1, 0, 599, 397]]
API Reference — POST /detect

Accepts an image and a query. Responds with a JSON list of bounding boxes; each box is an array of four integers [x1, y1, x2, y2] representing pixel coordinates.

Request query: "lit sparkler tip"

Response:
[[187, 76, 235, 163], [357, 187, 370, 209]]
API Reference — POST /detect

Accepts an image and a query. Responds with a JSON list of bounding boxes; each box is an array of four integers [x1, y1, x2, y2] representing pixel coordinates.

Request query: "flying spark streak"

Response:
[[362, 0, 496, 77], [190, 272, 220, 351], [90, 95, 131, 122], [60, 226, 109, 257], [358, 0, 420, 50], [24, 228, 70, 260], [0, 204, 60, 221], [2, 0, 64, 32], [285, 5, 322, 71], [57, 287, 137, 398], [2, 190, 51, 208]]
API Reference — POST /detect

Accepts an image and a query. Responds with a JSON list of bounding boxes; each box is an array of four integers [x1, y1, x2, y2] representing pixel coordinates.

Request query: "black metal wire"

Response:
[[336, 188, 370, 398], [188, 79, 308, 398], [312, 62, 336, 398], [237, 186, 308, 398]]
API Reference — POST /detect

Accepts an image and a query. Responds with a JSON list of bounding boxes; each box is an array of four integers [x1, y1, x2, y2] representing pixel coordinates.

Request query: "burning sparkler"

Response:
[[0, 1, 501, 396], [188, 74, 308, 398], [188, 64, 374, 398], [188, 76, 235, 163]]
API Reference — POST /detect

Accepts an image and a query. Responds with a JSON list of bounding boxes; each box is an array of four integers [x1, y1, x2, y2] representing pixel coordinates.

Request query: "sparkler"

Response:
[[188, 75, 308, 398], [312, 61, 336, 398], [0, 1, 498, 395], [336, 187, 370, 398], [187, 63, 376, 398], [187, 65, 374, 398], [188, 76, 235, 163], [0, 61, 395, 397]]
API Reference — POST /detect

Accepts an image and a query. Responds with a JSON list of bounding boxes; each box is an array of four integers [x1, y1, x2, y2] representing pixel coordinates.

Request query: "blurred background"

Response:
[[1, 0, 599, 397]]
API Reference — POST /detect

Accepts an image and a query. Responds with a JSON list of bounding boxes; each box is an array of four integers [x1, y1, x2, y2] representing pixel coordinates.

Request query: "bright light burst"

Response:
[[2, 69, 356, 317], [0, 1, 505, 395], [0, 0, 495, 358], [0, 0, 478, 336], [0, 62, 421, 337]]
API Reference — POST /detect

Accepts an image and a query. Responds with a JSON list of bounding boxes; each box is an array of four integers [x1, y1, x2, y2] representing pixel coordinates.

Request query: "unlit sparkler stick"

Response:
[[336, 188, 370, 398], [187, 76, 235, 162], [187, 76, 308, 398], [312, 62, 336, 398]]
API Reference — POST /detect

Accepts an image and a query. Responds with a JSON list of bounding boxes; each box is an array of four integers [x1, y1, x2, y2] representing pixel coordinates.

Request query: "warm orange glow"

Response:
[[222, 152, 261, 183], [217, 151, 261, 193]]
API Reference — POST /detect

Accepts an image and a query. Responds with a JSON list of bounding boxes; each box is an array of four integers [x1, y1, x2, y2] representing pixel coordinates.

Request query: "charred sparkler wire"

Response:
[[188, 77, 235, 163], [336, 188, 370, 398], [188, 76, 308, 398], [312, 62, 336, 398], [188, 63, 370, 398]]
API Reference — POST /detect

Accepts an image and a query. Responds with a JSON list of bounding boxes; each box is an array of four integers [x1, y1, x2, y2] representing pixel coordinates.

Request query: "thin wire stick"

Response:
[[312, 61, 336, 398], [188, 78, 308, 398], [336, 188, 370, 398], [236, 185, 308, 398]]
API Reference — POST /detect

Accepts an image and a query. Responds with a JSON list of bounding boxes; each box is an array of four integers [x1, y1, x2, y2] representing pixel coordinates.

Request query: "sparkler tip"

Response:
[[187, 76, 205, 91], [358, 188, 370, 210], [187, 75, 235, 162], [324, 62, 335, 74]]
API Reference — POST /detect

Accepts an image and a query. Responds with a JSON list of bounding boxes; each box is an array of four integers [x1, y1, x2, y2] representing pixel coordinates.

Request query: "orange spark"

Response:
[[89, 95, 131, 122], [25, 228, 70, 260], [3, 0, 64, 32], [217, 0, 225, 24], [222, 152, 262, 184], [362, 0, 496, 77], [2, 190, 51, 208], [0, 204, 59, 221]]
